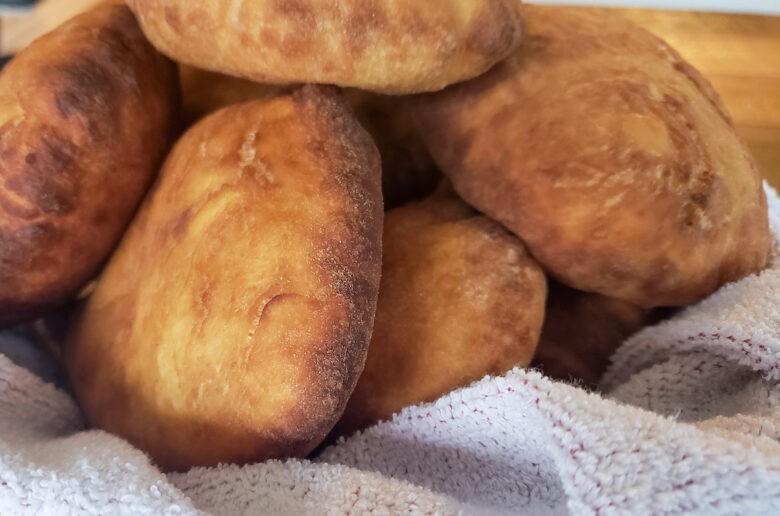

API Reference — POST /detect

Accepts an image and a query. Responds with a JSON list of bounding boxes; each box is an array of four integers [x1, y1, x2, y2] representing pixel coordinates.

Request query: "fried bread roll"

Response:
[[127, 0, 525, 94], [0, 5, 178, 327], [533, 282, 655, 388], [334, 193, 546, 436], [65, 87, 383, 471], [416, 6, 771, 307]]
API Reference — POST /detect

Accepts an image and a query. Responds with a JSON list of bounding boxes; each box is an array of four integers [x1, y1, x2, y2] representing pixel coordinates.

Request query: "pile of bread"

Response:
[[0, 1, 770, 472]]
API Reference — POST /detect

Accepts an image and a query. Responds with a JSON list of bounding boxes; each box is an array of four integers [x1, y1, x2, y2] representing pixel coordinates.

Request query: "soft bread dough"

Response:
[[416, 5, 771, 307], [65, 87, 383, 472], [0, 5, 178, 326], [334, 193, 546, 436], [127, 0, 525, 94]]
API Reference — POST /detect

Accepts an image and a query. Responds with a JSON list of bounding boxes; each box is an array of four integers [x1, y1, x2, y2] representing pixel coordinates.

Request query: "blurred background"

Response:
[[0, 0, 778, 186]]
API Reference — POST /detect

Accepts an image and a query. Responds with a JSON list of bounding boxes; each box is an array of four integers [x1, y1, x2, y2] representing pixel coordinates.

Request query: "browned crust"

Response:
[[127, 0, 525, 94], [0, 5, 178, 326], [415, 5, 771, 307], [65, 86, 382, 471], [283, 85, 384, 448], [334, 194, 546, 436]]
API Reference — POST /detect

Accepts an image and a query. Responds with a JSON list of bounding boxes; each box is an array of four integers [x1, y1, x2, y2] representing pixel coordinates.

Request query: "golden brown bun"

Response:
[[345, 90, 441, 209], [127, 0, 525, 94], [334, 193, 546, 436], [179, 65, 288, 126], [0, 5, 178, 327], [64, 86, 383, 472], [415, 5, 771, 308], [532, 281, 654, 388]]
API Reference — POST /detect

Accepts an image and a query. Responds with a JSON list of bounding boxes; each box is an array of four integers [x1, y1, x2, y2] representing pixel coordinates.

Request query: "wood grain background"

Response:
[[2, 0, 779, 185]]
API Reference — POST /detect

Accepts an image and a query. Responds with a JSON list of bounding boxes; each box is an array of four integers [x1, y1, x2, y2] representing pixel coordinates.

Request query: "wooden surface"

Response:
[[2, 1, 779, 185]]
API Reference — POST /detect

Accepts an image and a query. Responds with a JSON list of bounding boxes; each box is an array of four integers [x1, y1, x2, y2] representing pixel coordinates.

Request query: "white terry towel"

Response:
[[1, 184, 779, 515]]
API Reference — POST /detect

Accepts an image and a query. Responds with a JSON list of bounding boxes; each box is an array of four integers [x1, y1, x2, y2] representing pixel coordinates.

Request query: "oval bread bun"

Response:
[[127, 0, 525, 94], [0, 4, 178, 327], [64, 86, 383, 471], [334, 192, 546, 436], [416, 5, 771, 308]]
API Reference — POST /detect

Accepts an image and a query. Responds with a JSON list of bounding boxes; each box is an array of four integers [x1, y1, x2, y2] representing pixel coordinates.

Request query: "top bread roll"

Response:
[[416, 5, 771, 308], [0, 5, 178, 327], [127, 0, 525, 94]]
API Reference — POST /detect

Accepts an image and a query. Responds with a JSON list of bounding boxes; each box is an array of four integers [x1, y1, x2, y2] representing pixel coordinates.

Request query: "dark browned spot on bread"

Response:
[[4, 132, 78, 215], [51, 59, 114, 139], [95, 24, 138, 70], [689, 171, 713, 205], [52, 61, 111, 117]]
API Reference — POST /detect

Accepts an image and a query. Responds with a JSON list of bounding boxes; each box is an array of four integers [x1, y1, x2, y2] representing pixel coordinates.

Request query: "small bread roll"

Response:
[[533, 282, 654, 388], [345, 90, 441, 209], [65, 87, 383, 471], [334, 193, 546, 436], [0, 5, 178, 327], [416, 6, 771, 307], [127, 0, 525, 94]]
